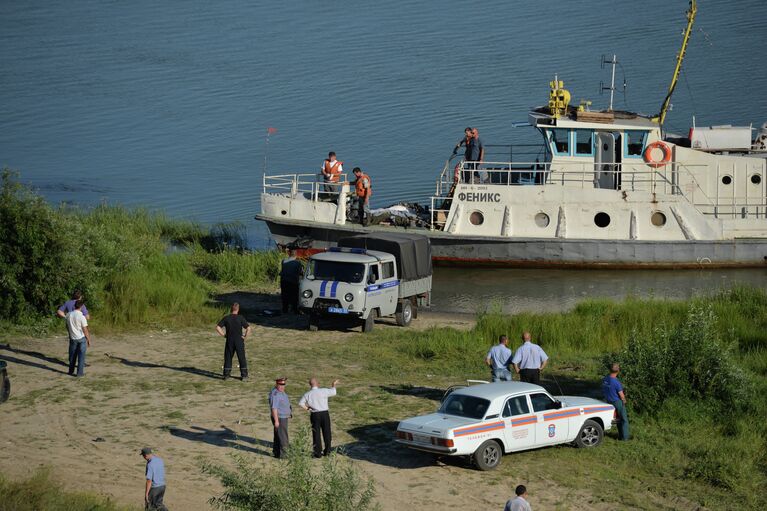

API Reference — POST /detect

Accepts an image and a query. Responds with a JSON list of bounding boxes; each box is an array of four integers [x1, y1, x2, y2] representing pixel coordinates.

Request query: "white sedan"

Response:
[[395, 381, 615, 470]]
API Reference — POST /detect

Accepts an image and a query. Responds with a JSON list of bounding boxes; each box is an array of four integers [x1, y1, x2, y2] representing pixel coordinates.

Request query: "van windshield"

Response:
[[309, 260, 366, 283], [439, 394, 490, 420]]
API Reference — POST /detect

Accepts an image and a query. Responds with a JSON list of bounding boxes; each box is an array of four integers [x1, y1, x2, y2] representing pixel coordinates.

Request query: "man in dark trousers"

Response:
[[140, 447, 168, 511], [351, 167, 372, 226], [299, 377, 339, 458], [280, 249, 303, 313], [269, 376, 292, 458], [215, 303, 252, 381], [511, 331, 548, 384]]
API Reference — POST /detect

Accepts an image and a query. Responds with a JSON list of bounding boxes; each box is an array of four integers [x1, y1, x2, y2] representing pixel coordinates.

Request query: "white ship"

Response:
[[257, 1, 767, 268]]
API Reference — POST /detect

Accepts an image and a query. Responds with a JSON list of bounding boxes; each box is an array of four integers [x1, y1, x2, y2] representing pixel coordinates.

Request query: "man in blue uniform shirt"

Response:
[[511, 332, 548, 385], [141, 447, 168, 510], [269, 376, 292, 458], [486, 335, 513, 382], [602, 362, 630, 440]]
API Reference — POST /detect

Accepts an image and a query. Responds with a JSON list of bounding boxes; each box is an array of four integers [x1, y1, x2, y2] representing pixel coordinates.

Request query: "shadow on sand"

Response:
[[107, 354, 223, 380], [168, 425, 273, 456], [0, 344, 70, 375]]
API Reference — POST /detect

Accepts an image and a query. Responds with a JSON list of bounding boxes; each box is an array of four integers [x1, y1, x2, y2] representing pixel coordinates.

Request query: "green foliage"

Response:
[[204, 427, 378, 511], [611, 304, 749, 413], [0, 170, 283, 331], [188, 244, 282, 287], [0, 469, 135, 511]]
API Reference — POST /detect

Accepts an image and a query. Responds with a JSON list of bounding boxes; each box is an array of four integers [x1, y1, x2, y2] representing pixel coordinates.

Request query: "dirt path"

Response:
[[1, 305, 638, 511]]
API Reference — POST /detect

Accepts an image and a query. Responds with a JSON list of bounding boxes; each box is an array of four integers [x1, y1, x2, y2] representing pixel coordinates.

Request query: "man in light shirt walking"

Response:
[[486, 335, 513, 382], [511, 332, 548, 385], [65, 299, 91, 377], [299, 377, 339, 458]]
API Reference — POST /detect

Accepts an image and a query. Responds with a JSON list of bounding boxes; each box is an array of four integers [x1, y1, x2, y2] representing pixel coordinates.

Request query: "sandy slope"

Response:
[[1, 303, 644, 511]]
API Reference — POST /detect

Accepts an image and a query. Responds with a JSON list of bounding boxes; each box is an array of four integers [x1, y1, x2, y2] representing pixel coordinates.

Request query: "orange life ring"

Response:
[[643, 141, 672, 168]]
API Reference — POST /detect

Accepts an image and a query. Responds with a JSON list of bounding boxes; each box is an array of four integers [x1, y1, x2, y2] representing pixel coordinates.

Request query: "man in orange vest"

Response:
[[352, 167, 371, 226], [320, 151, 343, 197]]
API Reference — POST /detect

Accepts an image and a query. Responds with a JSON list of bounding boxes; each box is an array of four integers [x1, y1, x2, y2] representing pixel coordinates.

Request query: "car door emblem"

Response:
[[548, 424, 556, 437]]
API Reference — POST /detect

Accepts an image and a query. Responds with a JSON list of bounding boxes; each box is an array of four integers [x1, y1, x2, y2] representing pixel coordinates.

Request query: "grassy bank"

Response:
[[0, 169, 280, 333], [0, 470, 137, 511]]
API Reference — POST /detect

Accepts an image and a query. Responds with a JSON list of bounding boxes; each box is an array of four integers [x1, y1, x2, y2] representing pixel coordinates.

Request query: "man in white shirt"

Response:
[[511, 332, 549, 385], [65, 299, 92, 377], [299, 377, 339, 458], [486, 335, 513, 382], [504, 484, 532, 511]]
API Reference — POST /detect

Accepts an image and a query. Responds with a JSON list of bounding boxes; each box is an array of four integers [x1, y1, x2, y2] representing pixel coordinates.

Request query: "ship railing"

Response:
[[262, 173, 349, 202]]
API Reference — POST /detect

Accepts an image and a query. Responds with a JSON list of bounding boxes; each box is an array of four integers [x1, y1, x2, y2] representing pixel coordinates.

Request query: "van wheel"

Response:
[[362, 312, 375, 333], [395, 300, 412, 327], [575, 419, 603, 448], [308, 315, 320, 332], [0, 369, 10, 403], [473, 440, 502, 471]]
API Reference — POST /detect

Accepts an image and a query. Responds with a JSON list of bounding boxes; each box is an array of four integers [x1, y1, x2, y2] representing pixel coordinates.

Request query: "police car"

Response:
[[395, 381, 614, 470]]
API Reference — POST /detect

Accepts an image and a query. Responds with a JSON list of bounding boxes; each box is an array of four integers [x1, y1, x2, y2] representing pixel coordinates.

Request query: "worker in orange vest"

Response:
[[352, 167, 372, 226], [320, 151, 344, 197]]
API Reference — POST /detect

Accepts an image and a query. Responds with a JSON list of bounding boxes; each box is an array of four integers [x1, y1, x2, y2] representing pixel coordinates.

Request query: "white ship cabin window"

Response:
[[721, 175, 733, 185], [469, 211, 485, 225], [752, 174, 762, 185], [575, 129, 594, 156], [381, 261, 395, 280], [550, 129, 570, 156], [624, 130, 647, 157]]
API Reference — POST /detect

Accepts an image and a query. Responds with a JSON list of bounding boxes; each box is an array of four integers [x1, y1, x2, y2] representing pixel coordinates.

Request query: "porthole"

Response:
[[651, 211, 667, 227], [469, 211, 484, 225], [534, 212, 550, 228], [281, 210, 288, 215], [751, 174, 762, 185], [721, 175, 732, 185], [594, 212, 611, 228]]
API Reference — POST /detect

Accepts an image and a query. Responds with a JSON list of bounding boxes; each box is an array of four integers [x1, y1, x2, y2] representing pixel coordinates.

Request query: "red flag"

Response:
[[267, 127, 278, 135]]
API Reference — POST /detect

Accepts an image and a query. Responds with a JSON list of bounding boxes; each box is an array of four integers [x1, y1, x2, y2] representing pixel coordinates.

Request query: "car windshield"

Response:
[[308, 260, 365, 283], [439, 394, 490, 420]]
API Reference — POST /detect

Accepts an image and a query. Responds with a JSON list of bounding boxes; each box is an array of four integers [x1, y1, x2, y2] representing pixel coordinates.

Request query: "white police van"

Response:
[[299, 233, 432, 332]]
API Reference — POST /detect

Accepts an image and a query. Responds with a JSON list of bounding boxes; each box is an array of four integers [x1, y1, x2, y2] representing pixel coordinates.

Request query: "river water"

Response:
[[2, 0, 766, 310]]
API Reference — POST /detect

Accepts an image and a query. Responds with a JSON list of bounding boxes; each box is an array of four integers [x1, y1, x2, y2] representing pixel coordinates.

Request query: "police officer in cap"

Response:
[[269, 377, 292, 458]]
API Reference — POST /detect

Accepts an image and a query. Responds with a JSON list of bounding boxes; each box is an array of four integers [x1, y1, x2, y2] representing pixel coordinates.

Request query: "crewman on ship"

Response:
[[320, 151, 344, 198], [352, 167, 372, 226]]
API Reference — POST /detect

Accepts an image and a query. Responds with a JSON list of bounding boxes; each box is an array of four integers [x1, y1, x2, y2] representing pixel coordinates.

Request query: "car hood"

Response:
[[397, 413, 479, 436], [558, 396, 610, 408]]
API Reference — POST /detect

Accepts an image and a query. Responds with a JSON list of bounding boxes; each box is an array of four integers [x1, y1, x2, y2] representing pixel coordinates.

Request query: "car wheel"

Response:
[[473, 440, 502, 471], [395, 300, 412, 327], [0, 367, 9, 404], [575, 419, 603, 448]]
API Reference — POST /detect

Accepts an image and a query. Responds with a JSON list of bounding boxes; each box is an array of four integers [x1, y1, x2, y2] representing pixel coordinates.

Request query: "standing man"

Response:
[[280, 249, 303, 314], [486, 335, 513, 382], [65, 299, 91, 377], [320, 151, 344, 196], [57, 290, 90, 320], [269, 377, 292, 459], [351, 167, 372, 226], [472, 127, 486, 183], [511, 332, 548, 385], [299, 377, 339, 458], [453, 127, 475, 183], [504, 484, 532, 511], [215, 303, 251, 381], [140, 448, 168, 511], [602, 362, 630, 441]]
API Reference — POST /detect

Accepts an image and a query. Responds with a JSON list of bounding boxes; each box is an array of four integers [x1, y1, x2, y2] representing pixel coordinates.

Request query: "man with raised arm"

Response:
[[299, 377, 339, 458]]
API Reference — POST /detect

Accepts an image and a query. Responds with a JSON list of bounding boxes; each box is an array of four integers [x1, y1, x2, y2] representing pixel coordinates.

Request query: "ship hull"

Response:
[[258, 216, 767, 269]]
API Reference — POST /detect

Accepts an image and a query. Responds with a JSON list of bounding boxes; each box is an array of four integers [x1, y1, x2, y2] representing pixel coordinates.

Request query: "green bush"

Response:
[[204, 427, 378, 511], [0, 469, 135, 511], [611, 304, 749, 413]]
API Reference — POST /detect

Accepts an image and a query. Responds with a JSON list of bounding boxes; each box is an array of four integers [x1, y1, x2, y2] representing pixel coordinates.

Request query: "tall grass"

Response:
[[0, 469, 136, 511], [188, 244, 282, 287]]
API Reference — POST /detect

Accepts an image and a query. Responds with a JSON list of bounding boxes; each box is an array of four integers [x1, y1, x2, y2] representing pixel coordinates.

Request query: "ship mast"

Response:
[[653, 0, 697, 125]]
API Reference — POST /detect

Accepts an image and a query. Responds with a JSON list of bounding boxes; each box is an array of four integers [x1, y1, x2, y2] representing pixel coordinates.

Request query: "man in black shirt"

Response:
[[215, 302, 252, 381]]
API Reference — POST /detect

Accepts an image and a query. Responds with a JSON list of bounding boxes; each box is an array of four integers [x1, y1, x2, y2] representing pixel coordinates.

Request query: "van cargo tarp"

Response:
[[337, 233, 432, 281]]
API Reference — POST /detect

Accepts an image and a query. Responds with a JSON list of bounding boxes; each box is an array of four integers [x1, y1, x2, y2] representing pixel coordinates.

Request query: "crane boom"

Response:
[[654, 0, 697, 125]]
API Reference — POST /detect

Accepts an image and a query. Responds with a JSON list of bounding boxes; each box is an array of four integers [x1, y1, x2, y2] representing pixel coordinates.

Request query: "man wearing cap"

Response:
[[140, 448, 168, 511], [269, 377, 292, 458], [299, 377, 339, 458]]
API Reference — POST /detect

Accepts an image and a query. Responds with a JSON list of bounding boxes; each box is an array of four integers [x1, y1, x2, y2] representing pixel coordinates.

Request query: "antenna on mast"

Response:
[[599, 54, 621, 111], [654, 0, 698, 125]]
